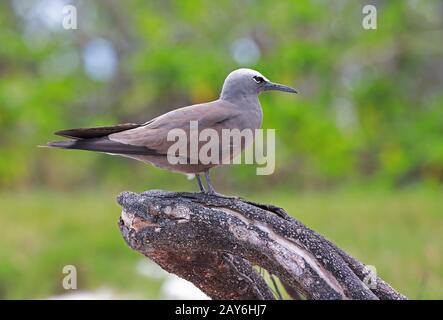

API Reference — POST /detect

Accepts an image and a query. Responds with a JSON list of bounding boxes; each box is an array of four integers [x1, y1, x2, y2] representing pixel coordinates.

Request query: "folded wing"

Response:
[[47, 100, 242, 159]]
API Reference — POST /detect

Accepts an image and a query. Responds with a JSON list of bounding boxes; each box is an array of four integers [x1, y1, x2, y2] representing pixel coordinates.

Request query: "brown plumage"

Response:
[[55, 123, 141, 139], [48, 100, 249, 173], [46, 68, 297, 193]]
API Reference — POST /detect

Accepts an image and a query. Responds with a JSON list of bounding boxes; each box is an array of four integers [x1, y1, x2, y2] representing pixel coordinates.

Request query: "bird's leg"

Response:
[[203, 170, 241, 199], [204, 170, 216, 194], [196, 174, 206, 193]]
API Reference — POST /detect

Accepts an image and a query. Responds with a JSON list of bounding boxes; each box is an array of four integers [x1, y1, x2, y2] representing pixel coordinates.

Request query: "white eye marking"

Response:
[[253, 76, 265, 84]]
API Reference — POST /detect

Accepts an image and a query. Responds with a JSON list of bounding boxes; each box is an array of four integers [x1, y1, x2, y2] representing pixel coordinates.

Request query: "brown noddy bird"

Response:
[[47, 68, 297, 194]]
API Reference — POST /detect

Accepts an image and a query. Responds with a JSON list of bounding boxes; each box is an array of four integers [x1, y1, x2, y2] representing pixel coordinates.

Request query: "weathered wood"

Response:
[[117, 190, 407, 300]]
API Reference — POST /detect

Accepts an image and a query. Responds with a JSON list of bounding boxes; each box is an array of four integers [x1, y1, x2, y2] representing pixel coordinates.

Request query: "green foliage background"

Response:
[[0, 0, 442, 299]]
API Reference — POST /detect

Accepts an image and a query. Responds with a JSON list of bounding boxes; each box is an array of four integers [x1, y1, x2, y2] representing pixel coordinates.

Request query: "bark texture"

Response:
[[117, 190, 407, 300]]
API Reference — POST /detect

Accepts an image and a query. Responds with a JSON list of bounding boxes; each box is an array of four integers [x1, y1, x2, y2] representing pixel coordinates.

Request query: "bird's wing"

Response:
[[55, 123, 142, 139], [108, 100, 242, 154], [48, 100, 242, 158]]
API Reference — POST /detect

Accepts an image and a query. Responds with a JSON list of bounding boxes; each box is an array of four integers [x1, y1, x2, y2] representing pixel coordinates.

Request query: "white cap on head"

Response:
[[220, 68, 296, 103]]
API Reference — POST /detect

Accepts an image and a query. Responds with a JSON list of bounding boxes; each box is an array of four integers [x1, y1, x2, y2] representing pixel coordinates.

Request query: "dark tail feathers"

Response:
[[46, 137, 160, 156], [55, 123, 141, 139], [47, 140, 77, 149]]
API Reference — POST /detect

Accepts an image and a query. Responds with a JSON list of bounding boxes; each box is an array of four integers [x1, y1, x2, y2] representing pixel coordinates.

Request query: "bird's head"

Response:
[[220, 68, 297, 102]]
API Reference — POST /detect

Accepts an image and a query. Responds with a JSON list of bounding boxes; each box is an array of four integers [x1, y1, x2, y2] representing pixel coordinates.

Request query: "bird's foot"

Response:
[[202, 190, 241, 200]]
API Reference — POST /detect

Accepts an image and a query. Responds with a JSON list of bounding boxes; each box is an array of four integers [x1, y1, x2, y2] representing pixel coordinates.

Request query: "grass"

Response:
[[0, 187, 442, 299]]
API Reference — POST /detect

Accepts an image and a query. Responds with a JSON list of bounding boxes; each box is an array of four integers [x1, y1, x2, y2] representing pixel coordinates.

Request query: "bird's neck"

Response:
[[220, 94, 262, 129], [220, 92, 260, 107]]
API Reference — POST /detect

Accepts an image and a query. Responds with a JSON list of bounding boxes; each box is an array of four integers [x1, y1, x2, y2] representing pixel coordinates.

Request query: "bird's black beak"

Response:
[[263, 81, 297, 94]]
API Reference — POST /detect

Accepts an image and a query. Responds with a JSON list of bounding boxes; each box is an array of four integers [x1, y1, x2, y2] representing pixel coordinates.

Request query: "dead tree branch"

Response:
[[117, 190, 406, 300]]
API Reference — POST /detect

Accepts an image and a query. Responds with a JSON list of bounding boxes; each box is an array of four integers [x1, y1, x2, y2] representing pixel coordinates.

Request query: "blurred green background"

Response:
[[0, 0, 442, 299]]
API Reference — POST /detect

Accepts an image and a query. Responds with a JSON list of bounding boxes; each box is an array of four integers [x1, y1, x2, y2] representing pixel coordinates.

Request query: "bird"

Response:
[[47, 68, 297, 194]]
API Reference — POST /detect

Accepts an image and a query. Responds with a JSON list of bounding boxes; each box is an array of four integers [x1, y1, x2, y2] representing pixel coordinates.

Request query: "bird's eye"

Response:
[[253, 76, 265, 84]]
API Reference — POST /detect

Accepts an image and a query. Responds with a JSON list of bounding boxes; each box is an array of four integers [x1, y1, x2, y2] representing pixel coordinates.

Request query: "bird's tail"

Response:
[[43, 137, 159, 155], [46, 140, 78, 149]]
